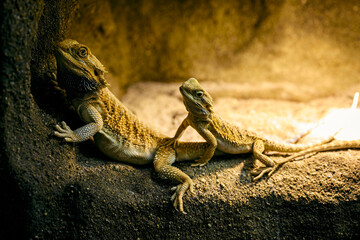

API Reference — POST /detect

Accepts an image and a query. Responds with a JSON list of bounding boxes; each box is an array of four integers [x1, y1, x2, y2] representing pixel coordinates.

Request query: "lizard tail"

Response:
[[278, 140, 360, 165], [265, 135, 335, 152]]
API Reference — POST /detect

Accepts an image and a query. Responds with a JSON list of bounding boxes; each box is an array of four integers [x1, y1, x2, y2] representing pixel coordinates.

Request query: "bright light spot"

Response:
[[335, 92, 360, 140], [308, 92, 360, 141]]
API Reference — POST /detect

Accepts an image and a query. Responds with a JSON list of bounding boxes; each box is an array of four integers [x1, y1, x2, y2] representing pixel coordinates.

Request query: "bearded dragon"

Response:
[[53, 39, 222, 213], [165, 78, 335, 176]]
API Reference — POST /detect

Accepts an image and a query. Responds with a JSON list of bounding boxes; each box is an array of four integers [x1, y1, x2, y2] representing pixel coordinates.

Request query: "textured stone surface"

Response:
[[1, 0, 360, 239]]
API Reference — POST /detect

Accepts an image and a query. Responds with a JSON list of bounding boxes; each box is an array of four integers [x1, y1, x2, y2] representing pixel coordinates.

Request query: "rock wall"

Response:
[[1, 0, 359, 239], [67, 0, 360, 100]]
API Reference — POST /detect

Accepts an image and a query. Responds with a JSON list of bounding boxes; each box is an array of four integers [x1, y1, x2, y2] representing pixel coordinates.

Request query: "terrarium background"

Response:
[[67, 0, 360, 100], [1, 0, 360, 239]]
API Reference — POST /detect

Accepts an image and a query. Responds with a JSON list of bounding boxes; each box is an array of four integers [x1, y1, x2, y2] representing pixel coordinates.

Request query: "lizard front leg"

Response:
[[163, 117, 189, 147], [54, 103, 103, 142], [154, 145, 194, 214], [191, 125, 217, 167]]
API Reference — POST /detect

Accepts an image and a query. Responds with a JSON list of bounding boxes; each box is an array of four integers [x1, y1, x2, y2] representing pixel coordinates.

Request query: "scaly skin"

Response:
[[165, 78, 335, 176], [53, 39, 219, 213], [252, 139, 360, 180]]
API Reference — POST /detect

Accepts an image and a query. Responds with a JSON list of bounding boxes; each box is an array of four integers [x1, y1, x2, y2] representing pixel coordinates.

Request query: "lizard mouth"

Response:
[[179, 86, 186, 96], [179, 86, 193, 104]]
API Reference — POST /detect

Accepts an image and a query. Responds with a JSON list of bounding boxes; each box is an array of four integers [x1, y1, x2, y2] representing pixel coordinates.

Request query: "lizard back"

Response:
[[90, 88, 164, 164]]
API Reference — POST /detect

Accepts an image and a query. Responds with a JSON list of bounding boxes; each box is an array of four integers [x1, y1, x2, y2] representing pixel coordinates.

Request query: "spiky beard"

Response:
[[57, 67, 102, 99], [183, 98, 213, 121]]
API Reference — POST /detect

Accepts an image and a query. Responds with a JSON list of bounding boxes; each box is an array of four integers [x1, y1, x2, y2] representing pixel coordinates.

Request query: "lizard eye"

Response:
[[78, 47, 88, 58], [195, 91, 203, 97]]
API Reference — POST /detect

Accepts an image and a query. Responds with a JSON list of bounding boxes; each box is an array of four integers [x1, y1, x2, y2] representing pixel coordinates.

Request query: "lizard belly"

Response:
[[94, 128, 155, 165], [216, 139, 252, 154]]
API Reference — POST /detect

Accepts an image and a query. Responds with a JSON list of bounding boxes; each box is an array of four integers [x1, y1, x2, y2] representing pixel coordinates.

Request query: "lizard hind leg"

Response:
[[153, 145, 194, 214], [252, 140, 275, 167], [251, 140, 276, 180]]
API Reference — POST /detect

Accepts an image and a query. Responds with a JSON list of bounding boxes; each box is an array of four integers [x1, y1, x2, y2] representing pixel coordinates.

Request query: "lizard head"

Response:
[[180, 78, 214, 120], [55, 39, 109, 97]]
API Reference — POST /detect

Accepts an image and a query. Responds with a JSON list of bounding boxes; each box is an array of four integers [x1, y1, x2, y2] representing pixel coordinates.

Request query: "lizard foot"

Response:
[[170, 180, 194, 214], [54, 121, 79, 142]]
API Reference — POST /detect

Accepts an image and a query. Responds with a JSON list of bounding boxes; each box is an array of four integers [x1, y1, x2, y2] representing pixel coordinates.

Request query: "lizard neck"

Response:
[[70, 89, 101, 107], [188, 111, 213, 123], [56, 66, 106, 99], [183, 97, 213, 123]]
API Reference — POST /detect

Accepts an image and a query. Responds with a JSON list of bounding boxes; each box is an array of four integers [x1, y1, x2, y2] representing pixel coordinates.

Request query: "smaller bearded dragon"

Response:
[[165, 78, 336, 177]]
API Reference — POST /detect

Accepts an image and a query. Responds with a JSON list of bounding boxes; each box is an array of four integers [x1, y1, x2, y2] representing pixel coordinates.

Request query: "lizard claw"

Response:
[[45, 71, 57, 81], [54, 121, 78, 142], [191, 162, 207, 167], [191, 158, 209, 167], [251, 163, 282, 181], [170, 180, 194, 214], [267, 165, 280, 178], [251, 167, 273, 181], [162, 138, 179, 148]]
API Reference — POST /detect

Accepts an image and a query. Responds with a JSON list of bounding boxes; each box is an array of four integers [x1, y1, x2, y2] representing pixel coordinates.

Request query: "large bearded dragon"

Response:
[[165, 78, 339, 177], [53, 39, 222, 213]]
